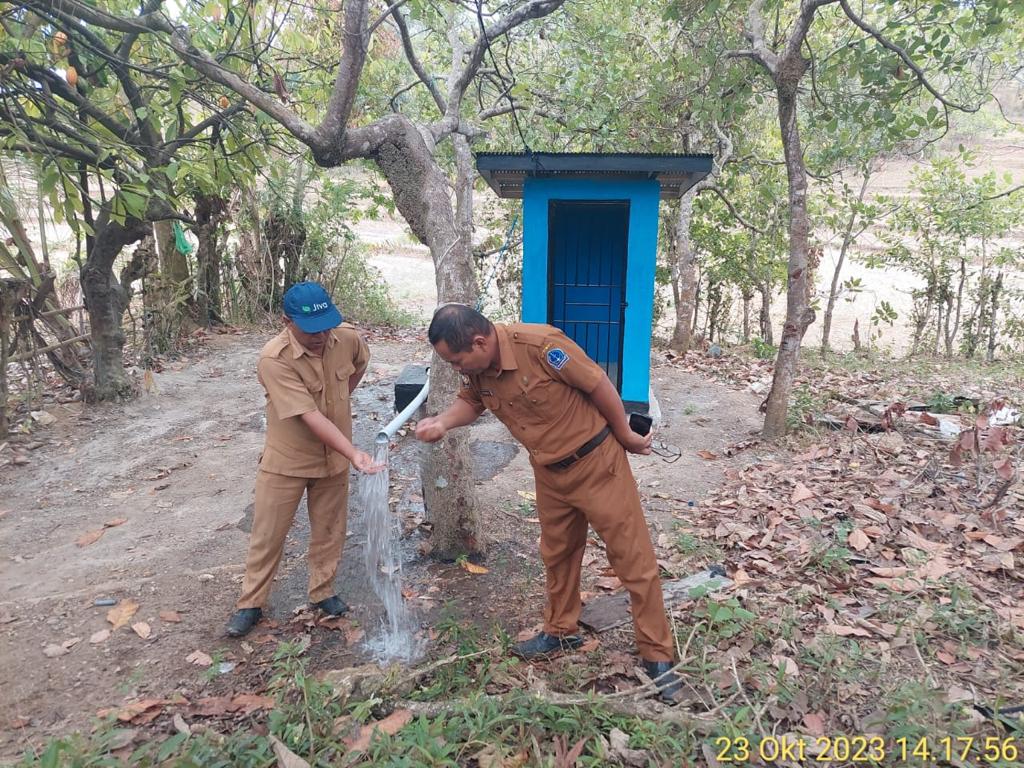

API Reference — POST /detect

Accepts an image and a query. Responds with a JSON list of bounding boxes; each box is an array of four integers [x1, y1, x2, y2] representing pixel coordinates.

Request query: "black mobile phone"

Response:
[[628, 412, 652, 436]]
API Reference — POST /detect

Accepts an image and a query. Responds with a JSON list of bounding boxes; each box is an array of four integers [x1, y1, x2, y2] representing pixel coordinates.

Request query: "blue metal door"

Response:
[[547, 201, 628, 389]]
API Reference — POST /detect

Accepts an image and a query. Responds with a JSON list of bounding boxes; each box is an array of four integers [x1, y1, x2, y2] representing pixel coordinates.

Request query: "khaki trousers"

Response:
[[533, 435, 674, 661], [236, 469, 349, 609]]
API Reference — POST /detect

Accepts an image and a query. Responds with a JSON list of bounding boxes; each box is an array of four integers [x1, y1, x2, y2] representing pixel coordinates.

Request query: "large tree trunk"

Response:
[[80, 211, 149, 400], [194, 194, 227, 326], [371, 122, 482, 560], [758, 283, 773, 345], [669, 190, 699, 352], [762, 75, 816, 439], [821, 169, 871, 355], [986, 271, 1002, 363]]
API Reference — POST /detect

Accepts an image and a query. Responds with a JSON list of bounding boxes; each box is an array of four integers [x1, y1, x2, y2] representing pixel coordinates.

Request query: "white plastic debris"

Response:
[[989, 406, 1021, 427], [939, 419, 962, 438]]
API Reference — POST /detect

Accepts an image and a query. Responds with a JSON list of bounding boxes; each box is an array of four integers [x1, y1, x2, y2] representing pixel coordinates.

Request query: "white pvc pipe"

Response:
[[376, 376, 430, 445]]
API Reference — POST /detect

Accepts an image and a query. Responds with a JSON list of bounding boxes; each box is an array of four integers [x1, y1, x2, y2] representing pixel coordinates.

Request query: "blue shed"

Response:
[[476, 152, 713, 413]]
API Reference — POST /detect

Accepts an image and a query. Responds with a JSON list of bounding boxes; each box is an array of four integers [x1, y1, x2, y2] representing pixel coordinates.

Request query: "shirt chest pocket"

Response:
[[515, 379, 561, 422], [335, 364, 354, 397]]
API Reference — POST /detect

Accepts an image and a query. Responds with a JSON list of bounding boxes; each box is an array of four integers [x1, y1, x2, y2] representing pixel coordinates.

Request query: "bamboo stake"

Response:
[[9, 333, 91, 363]]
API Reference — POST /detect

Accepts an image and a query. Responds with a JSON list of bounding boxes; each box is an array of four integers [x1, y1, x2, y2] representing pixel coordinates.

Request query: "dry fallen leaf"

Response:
[[131, 621, 152, 639], [159, 610, 182, 623], [516, 490, 536, 502], [186, 650, 213, 667], [343, 709, 413, 753], [595, 576, 622, 591], [173, 713, 191, 736], [697, 450, 718, 460], [344, 628, 365, 646], [270, 735, 310, 768], [802, 712, 827, 736], [824, 624, 871, 638], [790, 482, 816, 504], [90, 629, 110, 644], [104, 517, 128, 528], [848, 528, 871, 551], [76, 529, 105, 547], [772, 655, 799, 677], [230, 694, 275, 714], [106, 599, 139, 630], [461, 560, 489, 575]]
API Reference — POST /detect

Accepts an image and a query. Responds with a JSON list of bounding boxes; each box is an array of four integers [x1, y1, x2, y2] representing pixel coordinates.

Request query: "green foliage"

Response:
[[15, 640, 702, 767], [872, 153, 1022, 357], [751, 337, 777, 360], [692, 596, 757, 640]]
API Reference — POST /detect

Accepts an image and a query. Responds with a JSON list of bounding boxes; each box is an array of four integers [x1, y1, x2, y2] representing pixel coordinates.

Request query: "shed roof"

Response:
[[475, 152, 713, 199]]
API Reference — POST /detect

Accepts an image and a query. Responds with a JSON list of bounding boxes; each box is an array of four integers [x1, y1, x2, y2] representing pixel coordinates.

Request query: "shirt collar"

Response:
[[286, 328, 335, 359], [492, 324, 518, 372]]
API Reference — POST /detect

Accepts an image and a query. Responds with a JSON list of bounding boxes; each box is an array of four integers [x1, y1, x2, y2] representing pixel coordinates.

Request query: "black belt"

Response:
[[547, 426, 611, 470]]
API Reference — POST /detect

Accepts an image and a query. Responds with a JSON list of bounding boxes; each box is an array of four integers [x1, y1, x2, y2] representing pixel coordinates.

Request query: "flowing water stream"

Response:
[[360, 439, 421, 661]]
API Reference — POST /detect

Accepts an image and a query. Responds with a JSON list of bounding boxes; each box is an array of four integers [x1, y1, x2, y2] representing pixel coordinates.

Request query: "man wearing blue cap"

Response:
[[226, 282, 382, 637]]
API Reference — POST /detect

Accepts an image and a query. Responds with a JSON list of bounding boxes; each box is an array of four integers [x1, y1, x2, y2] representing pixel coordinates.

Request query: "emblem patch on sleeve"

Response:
[[546, 347, 569, 370]]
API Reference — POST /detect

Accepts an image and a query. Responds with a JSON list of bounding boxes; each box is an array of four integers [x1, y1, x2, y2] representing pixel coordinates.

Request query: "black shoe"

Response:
[[226, 607, 262, 638], [312, 595, 349, 616], [511, 631, 584, 660], [642, 660, 683, 704]]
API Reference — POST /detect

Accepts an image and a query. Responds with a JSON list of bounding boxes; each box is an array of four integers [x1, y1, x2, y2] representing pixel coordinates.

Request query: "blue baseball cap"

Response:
[[282, 282, 343, 333]]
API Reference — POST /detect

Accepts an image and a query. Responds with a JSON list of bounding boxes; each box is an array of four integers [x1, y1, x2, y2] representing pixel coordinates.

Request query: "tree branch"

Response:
[[837, 0, 979, 113], [33, 1, 161, 148], [16, 59, 135, 144], [436, 0, 566, 137], [315, 0, 372, 153], [783, 0, 839, 62], [391, 7, 447, 113], [703, 185, 767, 234], [156, 101, 250, 163], [367, 0, 410, 37], [28, 0, 321, 150]]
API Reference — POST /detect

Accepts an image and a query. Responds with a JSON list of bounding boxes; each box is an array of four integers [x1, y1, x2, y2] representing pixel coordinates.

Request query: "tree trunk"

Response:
[[691, 270, 702, 336], [758, 283, 773, 345], [986, 271, 1002, 363], [194, 194, 227, 325], [263, 211, 304, 308], [948, 256, 966, 358], [821, 169, 871, 355], [742, 291, 752, 343], [371, 123, 482, 560], [669, 190, 699, 352], [762, 76, 816, 439], [81, 212, 149, 400]]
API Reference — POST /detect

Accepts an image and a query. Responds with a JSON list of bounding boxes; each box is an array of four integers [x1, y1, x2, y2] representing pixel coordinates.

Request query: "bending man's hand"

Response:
[[415, 416, 448, 443], [619, 429, 653, 455]]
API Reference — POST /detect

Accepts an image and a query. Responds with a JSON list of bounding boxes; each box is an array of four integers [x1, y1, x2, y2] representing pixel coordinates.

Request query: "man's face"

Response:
[[434, 336, 491, 375], [286, 320, 330, 355]]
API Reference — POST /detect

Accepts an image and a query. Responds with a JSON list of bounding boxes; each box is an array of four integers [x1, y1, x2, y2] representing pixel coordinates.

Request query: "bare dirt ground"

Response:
[[0, 327, 763, 759]]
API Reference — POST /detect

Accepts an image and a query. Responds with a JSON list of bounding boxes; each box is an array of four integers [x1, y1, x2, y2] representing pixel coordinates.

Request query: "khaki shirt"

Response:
[[457, 323, 606, 466], [257, 324, 370, 477]]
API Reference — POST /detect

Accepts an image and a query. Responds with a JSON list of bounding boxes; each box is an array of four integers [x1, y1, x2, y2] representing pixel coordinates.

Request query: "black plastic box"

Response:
[[394, 364, 429, 413]]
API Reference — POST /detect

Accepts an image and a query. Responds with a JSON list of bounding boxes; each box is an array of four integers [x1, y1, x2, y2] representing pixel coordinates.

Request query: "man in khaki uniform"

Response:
[[415, 304, 681, 701], [226, 282, 382, 638]]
